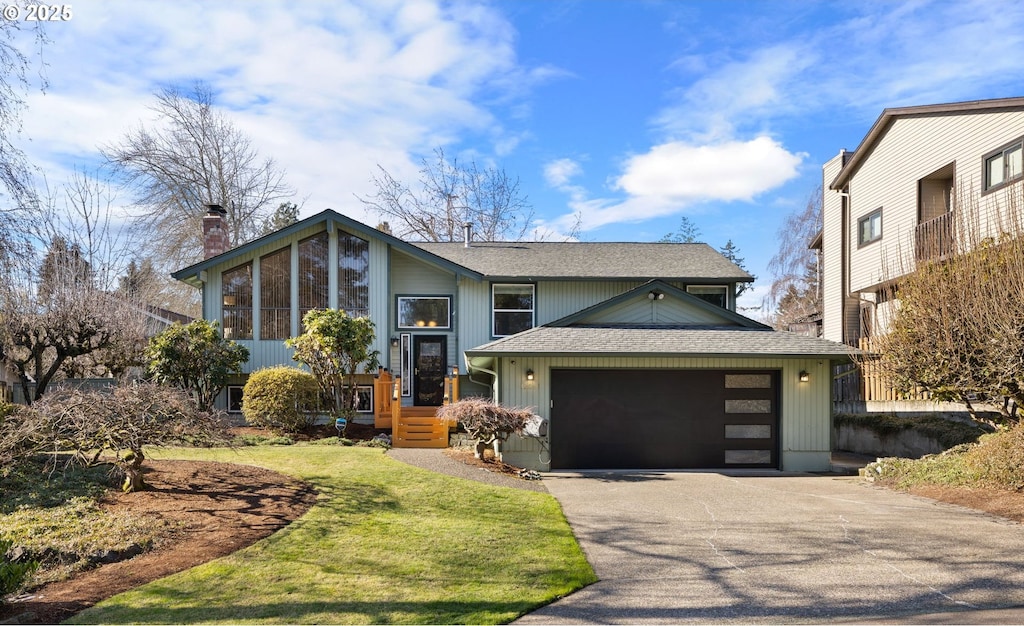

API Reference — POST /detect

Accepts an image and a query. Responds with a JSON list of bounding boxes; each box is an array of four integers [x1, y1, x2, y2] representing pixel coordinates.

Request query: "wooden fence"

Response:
[[832, 339, 932, 403]]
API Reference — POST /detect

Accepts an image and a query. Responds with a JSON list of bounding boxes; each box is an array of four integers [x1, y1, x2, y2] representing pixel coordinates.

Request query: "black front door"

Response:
[[413, 336, 447, 406]]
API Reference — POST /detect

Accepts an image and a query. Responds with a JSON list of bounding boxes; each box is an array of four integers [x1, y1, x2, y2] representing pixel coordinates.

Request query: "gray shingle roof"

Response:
[[413, 241, 753, 281], [466, 325, 856, 360]]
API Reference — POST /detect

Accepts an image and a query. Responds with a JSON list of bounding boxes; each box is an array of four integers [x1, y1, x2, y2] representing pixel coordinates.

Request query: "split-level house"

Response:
[[173, 206, 852, 472], [821, 96, 1024, 346]]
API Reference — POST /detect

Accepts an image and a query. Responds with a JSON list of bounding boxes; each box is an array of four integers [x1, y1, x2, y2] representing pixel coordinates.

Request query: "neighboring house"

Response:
[[173, 206, 853, 472], [821, 96, 1024, 346]]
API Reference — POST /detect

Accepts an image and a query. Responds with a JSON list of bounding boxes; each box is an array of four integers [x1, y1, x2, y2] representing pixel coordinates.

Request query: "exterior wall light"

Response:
[[390, 336, 399, 347], [525, 369, 535, 381], [798, 370, 810, 383]]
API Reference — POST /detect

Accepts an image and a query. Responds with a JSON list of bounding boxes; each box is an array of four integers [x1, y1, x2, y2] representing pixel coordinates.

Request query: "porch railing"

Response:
[[914, 212, 954, 262], [373, 367, 459, 447]]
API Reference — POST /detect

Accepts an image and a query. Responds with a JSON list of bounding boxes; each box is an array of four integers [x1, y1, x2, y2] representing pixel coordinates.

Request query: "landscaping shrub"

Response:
[[436, 398, 533, 460], [242, 367, 321, 434]]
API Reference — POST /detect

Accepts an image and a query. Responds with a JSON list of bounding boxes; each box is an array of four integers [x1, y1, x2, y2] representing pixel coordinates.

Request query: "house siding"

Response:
[[846, 110, 1024, 294], [389, 250, 459, 385], [493, 356, 832, 473], [822, 152, 846, 343]]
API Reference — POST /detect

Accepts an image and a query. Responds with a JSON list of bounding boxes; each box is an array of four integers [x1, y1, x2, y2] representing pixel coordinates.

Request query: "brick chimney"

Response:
[[202, 204, 229, 259]]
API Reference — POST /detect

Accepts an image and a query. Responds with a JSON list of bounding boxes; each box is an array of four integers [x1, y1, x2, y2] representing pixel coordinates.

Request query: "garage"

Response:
[[549, 369, 779, 470]]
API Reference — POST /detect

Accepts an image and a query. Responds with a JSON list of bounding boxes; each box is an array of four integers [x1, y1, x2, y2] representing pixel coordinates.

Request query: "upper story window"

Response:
[[686, 285, 728, 308], [858, 208, 883, 246], [984, 140, 1023, 191], [260, 247, 291, 340], [222, 262, 252, 339], [299, 233, 329, 323], [492, 284, 535, 337], [339, 233, 369, 317], [398, 296, 451, 329]]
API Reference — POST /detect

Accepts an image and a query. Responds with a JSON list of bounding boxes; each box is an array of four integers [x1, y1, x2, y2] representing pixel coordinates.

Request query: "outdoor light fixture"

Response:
[[525, 369, 535, 381], [798, 370, 810, 383], [452, 365, 459, 376], [390, 336, 399, 348]]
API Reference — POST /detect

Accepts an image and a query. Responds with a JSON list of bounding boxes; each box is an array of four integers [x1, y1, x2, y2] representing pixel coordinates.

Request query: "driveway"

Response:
[[517, 470, 1024, 624]]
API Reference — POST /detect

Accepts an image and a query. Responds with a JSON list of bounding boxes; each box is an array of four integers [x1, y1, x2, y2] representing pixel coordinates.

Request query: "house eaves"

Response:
[[830, 96, 1024, 191], [171, 209, 484, 287]]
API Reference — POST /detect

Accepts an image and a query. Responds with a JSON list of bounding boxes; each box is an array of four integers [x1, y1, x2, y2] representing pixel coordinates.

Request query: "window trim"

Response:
[[227, 385, 244, 413], [983, 138, 1024, 193], [686, 285, 729, 309], [396, 295, 452, 330], [857, 208, 883, 247], [491, 283, 536, 338]]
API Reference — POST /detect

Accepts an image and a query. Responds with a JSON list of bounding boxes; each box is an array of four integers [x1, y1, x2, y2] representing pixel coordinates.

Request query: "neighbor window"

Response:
[[222, 262, 252, 339], [492, 284, 535, 336], [858, 209, 883, 246], [687, 285, 728, 308], [260, 246, 291, 340], [984, 140, 1023, 191], [298, 232, 329, 323], [339, 232, 369, 317], [398, 296, 451, 329]]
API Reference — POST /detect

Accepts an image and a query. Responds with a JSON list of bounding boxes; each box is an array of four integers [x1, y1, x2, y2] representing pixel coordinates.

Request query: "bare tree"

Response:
[[103, 82, 293, 267], [765, 186, 822, 328], [358, 148, 534, 242], [875, 182, 1024, 423], [0, 172, 153, 402]]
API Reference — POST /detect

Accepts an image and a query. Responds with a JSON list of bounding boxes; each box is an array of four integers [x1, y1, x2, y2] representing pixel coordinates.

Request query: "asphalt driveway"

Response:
[[516, 470, 1024, 624]]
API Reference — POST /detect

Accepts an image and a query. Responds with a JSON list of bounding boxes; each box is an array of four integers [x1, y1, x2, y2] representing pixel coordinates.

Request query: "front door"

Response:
[[413, 336, 446, 406]]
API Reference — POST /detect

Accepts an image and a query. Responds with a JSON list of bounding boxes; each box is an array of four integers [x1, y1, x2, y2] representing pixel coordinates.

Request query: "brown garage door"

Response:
[[550, 369, 779, 470]]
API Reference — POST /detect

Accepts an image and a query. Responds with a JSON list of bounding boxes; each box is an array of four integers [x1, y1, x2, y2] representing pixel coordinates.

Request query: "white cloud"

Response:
[[543, 158, 582, 188], [15, 0, 540, 222], [615, 137, 803, 202]]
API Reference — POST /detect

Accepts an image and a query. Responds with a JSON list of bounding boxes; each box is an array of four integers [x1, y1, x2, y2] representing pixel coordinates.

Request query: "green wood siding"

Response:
[[491, 356, 831, 473]]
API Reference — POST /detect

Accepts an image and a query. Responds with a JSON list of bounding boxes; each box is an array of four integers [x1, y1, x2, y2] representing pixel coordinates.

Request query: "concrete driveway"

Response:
[[517, 470, 1024, 624]]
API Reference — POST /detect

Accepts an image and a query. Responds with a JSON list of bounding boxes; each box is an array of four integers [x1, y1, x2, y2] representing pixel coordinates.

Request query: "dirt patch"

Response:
[[907, 484, 1024, 523], [0, 459, 317, 625], [443, 448, 541, 479]]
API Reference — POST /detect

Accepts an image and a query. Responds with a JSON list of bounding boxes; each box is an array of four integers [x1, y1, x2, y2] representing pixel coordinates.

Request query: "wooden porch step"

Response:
[[392, 406, 450, 449]]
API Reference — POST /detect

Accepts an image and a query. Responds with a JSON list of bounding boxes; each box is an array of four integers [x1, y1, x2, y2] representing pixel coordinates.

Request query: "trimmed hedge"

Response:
[[242, 367, 320, 433]]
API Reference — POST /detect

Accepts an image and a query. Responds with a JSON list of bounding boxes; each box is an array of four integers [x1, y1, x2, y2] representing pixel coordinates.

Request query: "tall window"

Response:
[[858, 208, 883, 246], [985, 140, 1023, 191], [260, 247, 291, 339], [492, 284, 534, 336], [299, 233, 329, 325], [222, 262, 252, 339], [339, 233, 369, 317]]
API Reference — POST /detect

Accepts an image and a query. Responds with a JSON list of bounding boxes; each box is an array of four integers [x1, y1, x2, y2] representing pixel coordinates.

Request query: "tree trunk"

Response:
[[474, 440, 488, 460]]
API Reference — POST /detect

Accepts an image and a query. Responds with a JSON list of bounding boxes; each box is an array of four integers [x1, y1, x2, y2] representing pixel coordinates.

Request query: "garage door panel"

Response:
[[551, 369, 778, 470]]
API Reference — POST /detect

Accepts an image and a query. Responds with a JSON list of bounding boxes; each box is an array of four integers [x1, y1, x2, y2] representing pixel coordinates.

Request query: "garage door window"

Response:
[[725, 425, 771, 439], [724, 399, 772, 413], [725, 450, 772, 464]]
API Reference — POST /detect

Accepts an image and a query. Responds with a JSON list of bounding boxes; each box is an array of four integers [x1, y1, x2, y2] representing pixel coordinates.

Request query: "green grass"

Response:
[[67, 446, 596, 625]]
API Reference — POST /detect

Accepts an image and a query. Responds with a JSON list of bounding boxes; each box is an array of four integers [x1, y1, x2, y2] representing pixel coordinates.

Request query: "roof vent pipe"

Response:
[[463, 222, 472, 248]]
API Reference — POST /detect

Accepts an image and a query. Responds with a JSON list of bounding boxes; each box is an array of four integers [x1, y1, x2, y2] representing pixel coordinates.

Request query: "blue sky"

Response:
[[11, 0, 1024, 313]]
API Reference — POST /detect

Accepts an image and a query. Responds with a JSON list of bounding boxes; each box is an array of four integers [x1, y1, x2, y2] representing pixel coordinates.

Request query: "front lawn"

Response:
[[67, 446, 596, 625]]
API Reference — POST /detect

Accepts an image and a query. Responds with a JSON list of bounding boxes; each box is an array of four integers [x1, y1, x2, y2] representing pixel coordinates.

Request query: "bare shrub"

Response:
[[437, 398, 533, 460], [21, 382, 229, 492]]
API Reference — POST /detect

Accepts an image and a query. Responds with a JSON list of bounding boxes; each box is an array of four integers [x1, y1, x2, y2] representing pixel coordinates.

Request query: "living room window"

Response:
[[298, 232, 329, 323], [984, 140, 1023, 191], [260, 246, 291, 340], [858, 208, 883, 246], [492, 284, 535, 337], [222, 262, 252, 339], [686, 285, 728, 308], [339, 232, 370, 317], [397, 296, 451, 329]]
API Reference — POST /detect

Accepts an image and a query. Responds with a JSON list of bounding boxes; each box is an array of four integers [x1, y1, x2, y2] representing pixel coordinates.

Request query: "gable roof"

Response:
[[171, 209, 484, 287], [413, 241, 752, 282], [466, 279, 852, 361], [830, 96, 1024, 190]]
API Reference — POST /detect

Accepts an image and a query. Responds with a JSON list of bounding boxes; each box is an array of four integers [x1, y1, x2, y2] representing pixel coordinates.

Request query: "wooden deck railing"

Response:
[[915, 212, 954, 262], [373, 367, 459, 447], [833, 339, 932, 403]]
